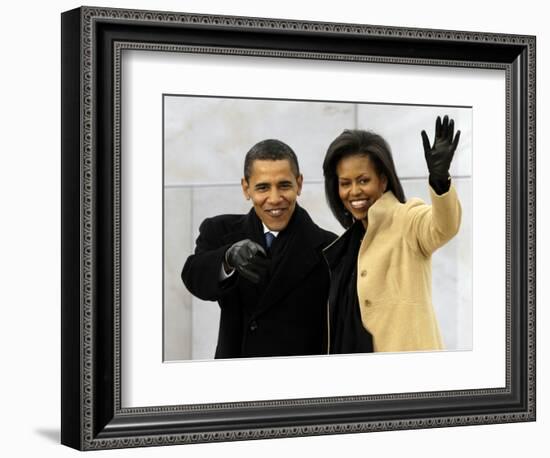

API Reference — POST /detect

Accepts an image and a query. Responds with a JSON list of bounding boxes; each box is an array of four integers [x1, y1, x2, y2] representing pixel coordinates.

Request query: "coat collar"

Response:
[[323, 190, 399, 266], [322, 221, 364, 269], [362, 190, 401, 245], [249, 204, 327, 316], [220, 208, 264, 248]]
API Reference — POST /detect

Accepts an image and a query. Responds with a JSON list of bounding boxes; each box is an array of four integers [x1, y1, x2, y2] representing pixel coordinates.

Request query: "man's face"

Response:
[[241, 159, 303, 232]]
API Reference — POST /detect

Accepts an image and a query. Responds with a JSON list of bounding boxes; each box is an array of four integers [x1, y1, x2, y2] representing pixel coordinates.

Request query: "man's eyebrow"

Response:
[[254, 182, 270, 189]]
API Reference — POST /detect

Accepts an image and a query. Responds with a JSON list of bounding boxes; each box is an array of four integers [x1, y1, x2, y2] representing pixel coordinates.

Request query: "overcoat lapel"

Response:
[[220, 208, 264, 248], [220, 209, 267, 310], [218, 207, 325, 318], [253, 207, 322, 316], [360, 191, 398, 251]]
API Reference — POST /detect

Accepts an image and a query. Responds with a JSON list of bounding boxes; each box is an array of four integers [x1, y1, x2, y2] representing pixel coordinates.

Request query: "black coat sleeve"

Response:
[[181, 218, 236, 301]]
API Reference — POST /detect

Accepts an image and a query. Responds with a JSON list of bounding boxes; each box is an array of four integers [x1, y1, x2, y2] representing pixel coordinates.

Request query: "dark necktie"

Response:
[[265, 232, 275, 250]]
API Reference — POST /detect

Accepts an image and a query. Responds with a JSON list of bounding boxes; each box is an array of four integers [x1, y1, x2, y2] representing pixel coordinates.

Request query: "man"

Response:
[[181, 139, 336, 359]]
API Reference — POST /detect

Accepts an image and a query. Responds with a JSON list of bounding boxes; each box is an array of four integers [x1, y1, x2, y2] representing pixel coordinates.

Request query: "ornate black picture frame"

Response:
[[61, 6, 536, 450]]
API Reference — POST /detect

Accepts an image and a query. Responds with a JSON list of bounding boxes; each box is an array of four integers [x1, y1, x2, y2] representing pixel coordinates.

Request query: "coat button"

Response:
[[364, 299, 371, 307], [249, 320, 258, 331], [360, 270, 367, 277]]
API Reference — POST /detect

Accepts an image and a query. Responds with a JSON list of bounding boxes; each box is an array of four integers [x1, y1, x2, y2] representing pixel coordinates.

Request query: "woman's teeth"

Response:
[[350, 200, 368, 209]]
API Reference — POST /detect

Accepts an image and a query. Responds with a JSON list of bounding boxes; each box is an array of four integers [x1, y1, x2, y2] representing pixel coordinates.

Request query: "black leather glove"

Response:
[[224, 239, 270, 284], [421, 115, 461, 195]]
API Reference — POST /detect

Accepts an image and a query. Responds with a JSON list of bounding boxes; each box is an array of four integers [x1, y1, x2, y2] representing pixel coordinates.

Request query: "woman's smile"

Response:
[[349, 199, 369, 209]]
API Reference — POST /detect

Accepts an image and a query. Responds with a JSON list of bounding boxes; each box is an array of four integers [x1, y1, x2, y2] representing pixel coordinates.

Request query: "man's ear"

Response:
[[296, 174, 304, 196], [241, 177, 250, 200]]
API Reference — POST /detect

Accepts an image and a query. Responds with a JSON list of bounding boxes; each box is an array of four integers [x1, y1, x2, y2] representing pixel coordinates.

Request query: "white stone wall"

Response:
[[164, 95, 472, 360]]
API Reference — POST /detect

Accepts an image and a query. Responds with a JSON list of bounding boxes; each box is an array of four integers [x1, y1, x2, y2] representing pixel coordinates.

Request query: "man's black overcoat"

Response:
[[181, 205, 336, 358]]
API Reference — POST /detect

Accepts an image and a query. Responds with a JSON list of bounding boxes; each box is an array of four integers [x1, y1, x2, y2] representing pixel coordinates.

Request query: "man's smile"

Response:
[[265, 208, 288, 217]]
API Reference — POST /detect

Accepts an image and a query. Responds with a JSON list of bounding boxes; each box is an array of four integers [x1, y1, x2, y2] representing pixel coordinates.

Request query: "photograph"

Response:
[[163, 95, 473, 361]]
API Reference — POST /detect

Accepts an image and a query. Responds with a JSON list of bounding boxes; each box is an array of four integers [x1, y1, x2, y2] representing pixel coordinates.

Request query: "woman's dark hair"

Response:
[[323, 129, 405, 229]]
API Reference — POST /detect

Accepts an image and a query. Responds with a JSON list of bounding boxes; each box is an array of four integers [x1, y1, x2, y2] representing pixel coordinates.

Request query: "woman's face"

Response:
[[336, 154, 388, 225]]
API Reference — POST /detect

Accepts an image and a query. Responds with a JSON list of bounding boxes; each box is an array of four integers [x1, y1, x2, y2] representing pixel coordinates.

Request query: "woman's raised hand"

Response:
[[421, 115, 461, 194]]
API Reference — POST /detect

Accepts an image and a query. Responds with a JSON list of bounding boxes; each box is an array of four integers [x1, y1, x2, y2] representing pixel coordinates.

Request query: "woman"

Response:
[[322, 115, 461, 353]]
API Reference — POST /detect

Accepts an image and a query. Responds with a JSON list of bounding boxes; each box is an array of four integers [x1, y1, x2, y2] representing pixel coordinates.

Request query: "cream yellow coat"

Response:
[[356, 185, 461, 352]]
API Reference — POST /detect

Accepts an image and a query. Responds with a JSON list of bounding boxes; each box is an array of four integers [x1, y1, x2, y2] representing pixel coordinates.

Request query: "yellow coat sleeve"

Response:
[[403, 185, 462, 257]]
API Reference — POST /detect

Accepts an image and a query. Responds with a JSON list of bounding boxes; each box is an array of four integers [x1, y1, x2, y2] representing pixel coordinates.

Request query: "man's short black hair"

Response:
[[244, 139, 300, 181]]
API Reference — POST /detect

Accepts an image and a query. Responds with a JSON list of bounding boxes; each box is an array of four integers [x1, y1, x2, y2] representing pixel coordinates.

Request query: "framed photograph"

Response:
[[61, 6, 536, 450]]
